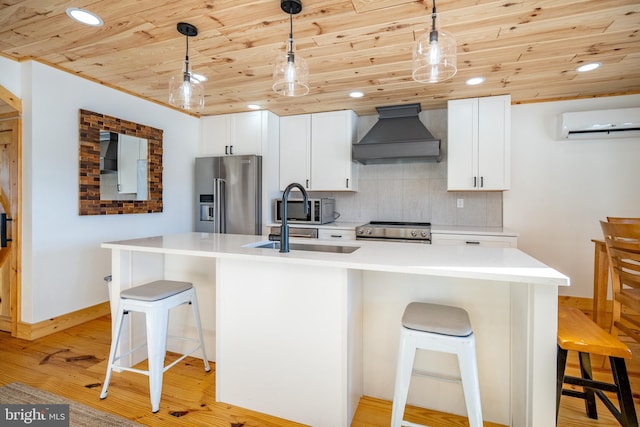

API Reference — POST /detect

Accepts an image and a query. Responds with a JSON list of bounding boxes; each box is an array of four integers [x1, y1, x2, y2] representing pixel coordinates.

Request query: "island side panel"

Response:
[[216, 258, 360, 427], [361, 271, 511, 426], [347, 269, 364, 423], [510, 283, 558, 427], [164, 254, 217, 360]]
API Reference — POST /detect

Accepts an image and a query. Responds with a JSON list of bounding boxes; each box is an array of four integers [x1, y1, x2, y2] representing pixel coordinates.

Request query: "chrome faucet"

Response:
[[280, 182, 309, 253]]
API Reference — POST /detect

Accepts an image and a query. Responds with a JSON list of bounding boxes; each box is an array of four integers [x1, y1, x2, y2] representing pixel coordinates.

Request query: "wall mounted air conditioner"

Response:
[[558, 107, 640, 140]]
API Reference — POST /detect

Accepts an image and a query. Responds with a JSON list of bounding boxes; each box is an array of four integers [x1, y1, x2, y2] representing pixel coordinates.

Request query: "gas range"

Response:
[[355, 221, 432, 243]]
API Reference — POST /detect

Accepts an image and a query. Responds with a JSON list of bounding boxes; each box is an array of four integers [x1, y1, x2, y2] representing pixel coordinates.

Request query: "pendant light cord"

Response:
[[183, 34, 191, 81], [287, 7, 294, 60], [430, 0, 438, 43], [289, 5, 294, 40], [182, 36, 191, 82]]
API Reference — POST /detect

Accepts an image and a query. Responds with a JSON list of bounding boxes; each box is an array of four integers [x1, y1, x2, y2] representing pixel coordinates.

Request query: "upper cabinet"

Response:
[[279, 114, 311, 189], [279, 110, 358, 191], [201, 111, 275, 156], [447, 95, 511, 191]]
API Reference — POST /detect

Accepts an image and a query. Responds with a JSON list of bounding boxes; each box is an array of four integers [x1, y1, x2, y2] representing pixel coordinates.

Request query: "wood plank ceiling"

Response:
[[1, 0, 639, 117]]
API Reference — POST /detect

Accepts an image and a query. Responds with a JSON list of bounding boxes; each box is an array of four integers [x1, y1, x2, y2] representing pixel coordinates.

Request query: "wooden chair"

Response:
[[557, 305, 637, 426], [600, 220, 640, 344]]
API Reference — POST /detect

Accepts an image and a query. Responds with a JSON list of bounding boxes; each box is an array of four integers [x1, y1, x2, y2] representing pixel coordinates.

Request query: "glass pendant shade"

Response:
[[169, 71, 204, 111], [168, 22, 204, 112], [272, 41, 309, 97], [412, 27, 457, 83]]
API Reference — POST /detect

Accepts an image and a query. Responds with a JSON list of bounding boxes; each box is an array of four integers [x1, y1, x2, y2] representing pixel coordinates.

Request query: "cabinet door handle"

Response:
[[473, 177, 477, 188], [480, 176, 484, 188], [465, 241, 481, 245], [225, 145, 229, 155], [346, 178, 349, 188], [230, 145, 233, 155], [305, 179, 309, 188]]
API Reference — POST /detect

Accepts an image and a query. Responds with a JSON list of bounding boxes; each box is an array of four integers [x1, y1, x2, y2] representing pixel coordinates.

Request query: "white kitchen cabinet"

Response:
[[279, 110, 358, 191], [431, 233, 517, 247], [201, 111, 271, 156], [279, 114, 312, 188], [447, 95, 511, 191]]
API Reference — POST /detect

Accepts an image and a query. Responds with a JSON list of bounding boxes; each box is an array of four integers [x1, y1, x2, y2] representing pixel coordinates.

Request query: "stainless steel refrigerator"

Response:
[[195, 155, 262, 235]]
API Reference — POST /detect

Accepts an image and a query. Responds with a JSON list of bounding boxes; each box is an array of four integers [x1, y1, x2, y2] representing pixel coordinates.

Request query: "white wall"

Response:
[[0, 55, 22, 98], [504, 94, 640, 298], [12, 60, 199, 323]]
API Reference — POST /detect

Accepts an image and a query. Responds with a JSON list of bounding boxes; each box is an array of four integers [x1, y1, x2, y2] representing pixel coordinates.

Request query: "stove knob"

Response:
[[366, 228, 372, 235], [421, 231, 428, 238], [411, 230, 418, 237], [357, 228, 364, 235]]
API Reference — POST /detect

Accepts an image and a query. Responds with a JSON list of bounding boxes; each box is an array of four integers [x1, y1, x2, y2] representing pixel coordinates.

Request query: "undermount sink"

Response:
[[247, 241, 360, 254]]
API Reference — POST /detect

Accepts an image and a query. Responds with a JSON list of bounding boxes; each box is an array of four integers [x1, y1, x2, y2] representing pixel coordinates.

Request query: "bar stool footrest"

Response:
[[411, 369, 462, 384], [563, 375, 619, 393], [401, 420, 431, 427]]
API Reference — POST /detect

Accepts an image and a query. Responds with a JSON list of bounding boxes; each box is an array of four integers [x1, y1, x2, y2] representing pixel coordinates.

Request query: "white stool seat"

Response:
[[120, 280, 193, 301], [391, 302, 483, 427], [100, 280, 210, 413], [402, 302, 473, 336]]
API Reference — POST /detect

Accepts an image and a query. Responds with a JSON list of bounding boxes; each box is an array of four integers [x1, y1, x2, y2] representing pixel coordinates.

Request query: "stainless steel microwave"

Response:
[[274, 198, 335, 224]]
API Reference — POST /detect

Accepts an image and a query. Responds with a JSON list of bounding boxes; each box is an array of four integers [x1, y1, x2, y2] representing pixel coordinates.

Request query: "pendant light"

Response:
[[412, 0, 457, 83], [272, 0, 309, 97], [169, 22, 205, 112]]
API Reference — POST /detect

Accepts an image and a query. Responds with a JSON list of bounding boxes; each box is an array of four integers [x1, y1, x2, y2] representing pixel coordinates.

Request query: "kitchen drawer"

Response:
[[431, 233, 517, 248], [318, 229, 356, 241]]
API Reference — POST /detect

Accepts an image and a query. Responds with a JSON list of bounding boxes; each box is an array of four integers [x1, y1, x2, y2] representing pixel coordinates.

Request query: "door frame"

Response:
[[0, 84, 22, 336]]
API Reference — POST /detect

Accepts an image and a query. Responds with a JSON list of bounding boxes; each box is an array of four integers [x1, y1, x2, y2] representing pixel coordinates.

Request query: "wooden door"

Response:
[[0, 88, 21, 335]]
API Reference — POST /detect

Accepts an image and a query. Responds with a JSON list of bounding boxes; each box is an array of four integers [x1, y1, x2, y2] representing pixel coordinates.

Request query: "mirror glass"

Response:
[[99, 131, 148, 200], [79, 109, 163, 215]]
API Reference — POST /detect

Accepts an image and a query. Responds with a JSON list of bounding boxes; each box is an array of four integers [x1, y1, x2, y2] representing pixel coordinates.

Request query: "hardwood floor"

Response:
[[0, 311, 638, 427]]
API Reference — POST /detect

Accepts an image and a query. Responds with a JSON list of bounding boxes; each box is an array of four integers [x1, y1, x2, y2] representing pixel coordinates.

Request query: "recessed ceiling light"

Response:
[[349, 91, 364, 98], [466, 77, 485, 86], [247, 104, 261, 110], [66, 8, 103, 27], [576, 62, 602, 73]]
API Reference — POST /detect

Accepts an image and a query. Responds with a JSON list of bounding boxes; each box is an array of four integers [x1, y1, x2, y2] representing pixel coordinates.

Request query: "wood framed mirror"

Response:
[[79, 109, 163, 215]]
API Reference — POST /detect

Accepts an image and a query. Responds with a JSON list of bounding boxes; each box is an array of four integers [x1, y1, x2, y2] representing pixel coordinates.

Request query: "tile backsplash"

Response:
[[311, 108, 503, 226]]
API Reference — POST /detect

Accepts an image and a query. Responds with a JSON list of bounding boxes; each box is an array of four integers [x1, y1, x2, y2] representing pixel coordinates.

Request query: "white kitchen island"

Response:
[[102, 232, 569, 427]]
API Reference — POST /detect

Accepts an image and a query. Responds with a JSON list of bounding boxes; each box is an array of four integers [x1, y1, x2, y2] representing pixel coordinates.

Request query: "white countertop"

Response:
[[102, 232, 568, 287]]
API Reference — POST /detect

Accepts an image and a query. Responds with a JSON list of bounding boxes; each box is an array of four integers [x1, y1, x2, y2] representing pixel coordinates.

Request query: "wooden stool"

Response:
[[557, 305, 637, 426], [100, 280, 211, 413], [391, 302, 483, 427]]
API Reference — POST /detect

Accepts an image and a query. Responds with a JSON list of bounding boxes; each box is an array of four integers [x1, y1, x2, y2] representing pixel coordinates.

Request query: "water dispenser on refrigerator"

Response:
[[199, 194, 215, 222]]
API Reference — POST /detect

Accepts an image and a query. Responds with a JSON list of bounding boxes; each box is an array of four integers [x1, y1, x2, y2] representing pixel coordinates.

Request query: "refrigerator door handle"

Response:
[[214, 178, 227, 233]]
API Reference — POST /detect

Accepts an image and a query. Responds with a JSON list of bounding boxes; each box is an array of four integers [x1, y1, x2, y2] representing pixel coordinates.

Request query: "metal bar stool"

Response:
[[391, 302, 483, 427], [100, 280, 211, 413]]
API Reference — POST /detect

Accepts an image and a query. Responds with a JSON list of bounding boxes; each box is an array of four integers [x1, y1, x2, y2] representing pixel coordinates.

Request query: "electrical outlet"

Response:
[[457, 198, 464, 208]]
